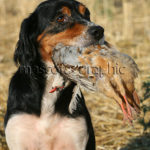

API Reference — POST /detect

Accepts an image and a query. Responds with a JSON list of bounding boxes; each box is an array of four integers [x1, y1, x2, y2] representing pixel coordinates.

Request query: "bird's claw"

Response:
[[120, 102, 133, 125]]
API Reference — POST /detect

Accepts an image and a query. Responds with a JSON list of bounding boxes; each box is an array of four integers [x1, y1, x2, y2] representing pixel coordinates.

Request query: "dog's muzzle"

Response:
[[88, 26, 104, 40]]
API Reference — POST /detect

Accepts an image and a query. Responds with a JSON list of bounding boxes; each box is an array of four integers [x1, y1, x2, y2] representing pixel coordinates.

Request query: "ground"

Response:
[[0, 0, 150, 150]]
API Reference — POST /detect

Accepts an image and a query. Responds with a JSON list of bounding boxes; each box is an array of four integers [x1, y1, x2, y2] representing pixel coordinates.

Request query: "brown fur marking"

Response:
[[37, 32, 45, 42], [79, 4, 86, 16], [38, 24, 87, 62], [38, 35, 53, 62], [62, 6, 71, 16]]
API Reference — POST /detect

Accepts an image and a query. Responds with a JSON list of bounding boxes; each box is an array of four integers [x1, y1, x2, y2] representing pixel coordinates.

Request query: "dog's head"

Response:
[[14, 0, 104, 66]]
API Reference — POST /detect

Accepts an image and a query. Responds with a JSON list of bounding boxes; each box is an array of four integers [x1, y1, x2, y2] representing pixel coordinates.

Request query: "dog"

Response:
[[4, 0, 105, 149]]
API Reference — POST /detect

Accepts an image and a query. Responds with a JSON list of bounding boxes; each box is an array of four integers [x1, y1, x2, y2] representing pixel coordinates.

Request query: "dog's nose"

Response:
[[88, 26, 104, 40]]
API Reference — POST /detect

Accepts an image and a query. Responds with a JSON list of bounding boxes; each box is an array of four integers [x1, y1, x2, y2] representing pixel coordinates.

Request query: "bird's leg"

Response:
[[109, 91, 133, 123], [49, 73, 65, 93], [120, 103, 130, 122], [120, 102, 132, 125], [113, 75, 133, 121], [123, 95, 133, 120]]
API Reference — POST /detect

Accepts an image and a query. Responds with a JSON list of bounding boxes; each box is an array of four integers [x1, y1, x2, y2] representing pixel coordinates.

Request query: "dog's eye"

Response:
[[57, 15, 66, 23]]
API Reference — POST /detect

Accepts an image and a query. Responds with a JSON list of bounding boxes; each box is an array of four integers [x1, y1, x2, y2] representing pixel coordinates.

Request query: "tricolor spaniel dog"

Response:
[[4, 0, 104, 149]]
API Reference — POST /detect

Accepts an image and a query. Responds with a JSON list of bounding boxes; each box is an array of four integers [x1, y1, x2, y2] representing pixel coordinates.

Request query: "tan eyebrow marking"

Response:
[[79, 4, 86, 16], [62, 6, 71, 16]]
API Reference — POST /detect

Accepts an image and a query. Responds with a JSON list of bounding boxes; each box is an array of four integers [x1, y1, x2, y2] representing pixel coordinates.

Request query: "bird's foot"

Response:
[[120, 102, 133, 125], [123, 95, 133, 120], [49, 86, 64, 93]]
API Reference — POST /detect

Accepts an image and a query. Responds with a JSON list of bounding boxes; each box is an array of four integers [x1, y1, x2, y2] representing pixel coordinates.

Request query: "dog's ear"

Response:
[[14, 13, 39, 66]]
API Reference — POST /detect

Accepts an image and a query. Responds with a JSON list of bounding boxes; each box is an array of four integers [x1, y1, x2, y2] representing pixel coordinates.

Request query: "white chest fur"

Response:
[[5, 114, 89, 150]]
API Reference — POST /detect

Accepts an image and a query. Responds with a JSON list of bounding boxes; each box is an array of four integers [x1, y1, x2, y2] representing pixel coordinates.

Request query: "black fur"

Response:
[[54, 82, 95, 149], [5, 0, 95, 149]]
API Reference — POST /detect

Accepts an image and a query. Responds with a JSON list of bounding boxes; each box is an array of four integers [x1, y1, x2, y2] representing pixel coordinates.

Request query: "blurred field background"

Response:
[[0, 0, 150, 150]]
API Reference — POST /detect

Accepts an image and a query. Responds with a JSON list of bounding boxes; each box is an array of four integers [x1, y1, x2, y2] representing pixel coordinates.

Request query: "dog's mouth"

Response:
[[81, 35, 105, 48]]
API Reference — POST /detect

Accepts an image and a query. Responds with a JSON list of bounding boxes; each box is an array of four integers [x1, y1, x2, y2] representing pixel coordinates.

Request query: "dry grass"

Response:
[[0, 0, 150, 150]]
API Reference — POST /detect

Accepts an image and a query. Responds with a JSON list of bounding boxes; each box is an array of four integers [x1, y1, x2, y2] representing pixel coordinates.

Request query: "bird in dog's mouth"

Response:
[[52, 41, 140, 124]]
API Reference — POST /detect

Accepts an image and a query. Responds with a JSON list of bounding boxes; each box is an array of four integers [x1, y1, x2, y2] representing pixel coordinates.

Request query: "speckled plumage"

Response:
[[52, 43, 140, 123]]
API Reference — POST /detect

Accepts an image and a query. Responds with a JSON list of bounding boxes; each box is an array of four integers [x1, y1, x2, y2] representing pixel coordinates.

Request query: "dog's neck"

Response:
[[41, 63, 81, 117], [41, 63, 65, 116]]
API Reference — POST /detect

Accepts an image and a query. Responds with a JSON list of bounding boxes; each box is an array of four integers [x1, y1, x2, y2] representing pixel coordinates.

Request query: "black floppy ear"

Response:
[[14, 13, 39, 66]]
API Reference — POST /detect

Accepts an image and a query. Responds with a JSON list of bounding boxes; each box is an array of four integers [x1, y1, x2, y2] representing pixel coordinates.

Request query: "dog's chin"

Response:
[[81, 36, 105, 48], [99, 36, 105, 45]]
